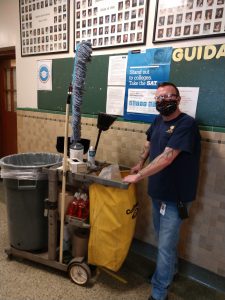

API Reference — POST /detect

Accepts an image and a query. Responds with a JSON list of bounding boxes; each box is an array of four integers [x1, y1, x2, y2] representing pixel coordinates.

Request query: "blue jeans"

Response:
[[150, 198, 185, 300]]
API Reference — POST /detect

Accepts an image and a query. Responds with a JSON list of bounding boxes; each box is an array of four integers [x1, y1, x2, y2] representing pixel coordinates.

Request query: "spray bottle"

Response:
[[87, 146, 96, 166]]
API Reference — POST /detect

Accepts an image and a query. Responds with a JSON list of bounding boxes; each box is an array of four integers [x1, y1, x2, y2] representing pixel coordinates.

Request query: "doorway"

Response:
[[0, 47, 17, 158]]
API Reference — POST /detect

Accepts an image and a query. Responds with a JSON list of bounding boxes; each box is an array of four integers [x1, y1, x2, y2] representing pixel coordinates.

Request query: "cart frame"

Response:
[[5, 165, 129, 285]]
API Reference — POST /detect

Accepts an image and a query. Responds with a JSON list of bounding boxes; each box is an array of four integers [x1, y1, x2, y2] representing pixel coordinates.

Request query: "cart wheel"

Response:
[[6, 253, 13, 260], [5, 249, 13, 260], [68, 262, 91, 286]]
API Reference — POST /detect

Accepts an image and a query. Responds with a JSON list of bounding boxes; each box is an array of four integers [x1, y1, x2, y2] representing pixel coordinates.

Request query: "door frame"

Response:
[[0, 47, 16, 157], [0, 47, 15, 60]]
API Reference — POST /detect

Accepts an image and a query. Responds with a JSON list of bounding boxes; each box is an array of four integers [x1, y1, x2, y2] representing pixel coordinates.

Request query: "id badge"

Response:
[[160, 203, 166, 216]]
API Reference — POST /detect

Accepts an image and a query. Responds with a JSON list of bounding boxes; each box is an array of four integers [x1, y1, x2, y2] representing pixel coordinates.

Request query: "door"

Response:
[[0, 48, 17, 157]]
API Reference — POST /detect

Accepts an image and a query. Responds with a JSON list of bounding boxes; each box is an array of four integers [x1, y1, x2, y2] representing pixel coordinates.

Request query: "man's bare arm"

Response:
[[124, 147, 181, 183], [130, 141, 150, 174]]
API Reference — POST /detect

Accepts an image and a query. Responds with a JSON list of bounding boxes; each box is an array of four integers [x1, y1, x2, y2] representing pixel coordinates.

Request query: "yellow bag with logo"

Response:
[[88, 177, 138, 272]]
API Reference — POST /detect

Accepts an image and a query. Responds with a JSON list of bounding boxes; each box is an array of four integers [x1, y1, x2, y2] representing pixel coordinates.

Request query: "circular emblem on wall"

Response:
[[39, 64, 50, 83]]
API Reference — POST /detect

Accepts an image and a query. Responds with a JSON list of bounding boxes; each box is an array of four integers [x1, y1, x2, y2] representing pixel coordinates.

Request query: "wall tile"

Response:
[[17, 111, 225, 277]]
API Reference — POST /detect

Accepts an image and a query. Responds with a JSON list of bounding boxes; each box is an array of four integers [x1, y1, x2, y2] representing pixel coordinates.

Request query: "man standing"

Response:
[[123, 82, 201, 300]]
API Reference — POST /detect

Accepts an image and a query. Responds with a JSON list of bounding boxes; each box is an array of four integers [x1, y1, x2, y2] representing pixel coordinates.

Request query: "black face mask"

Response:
[[156, 99, 178, 116]]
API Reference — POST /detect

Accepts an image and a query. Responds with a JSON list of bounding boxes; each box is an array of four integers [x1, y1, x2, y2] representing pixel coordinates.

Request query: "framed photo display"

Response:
[[19, 0, 69, 56], [74, 0, 149, 49], [153, 0, 225, 43]]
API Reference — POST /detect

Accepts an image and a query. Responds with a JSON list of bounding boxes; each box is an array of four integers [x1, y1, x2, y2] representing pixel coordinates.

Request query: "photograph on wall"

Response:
[[74, 0, 149, 49], [153, 0, 225, 42], [19, 0, 69, 57]]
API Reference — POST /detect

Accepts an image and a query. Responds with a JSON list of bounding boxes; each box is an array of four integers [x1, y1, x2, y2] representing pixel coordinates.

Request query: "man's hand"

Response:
[[130, 162, 142, 174], [123, 173, 140, 183]]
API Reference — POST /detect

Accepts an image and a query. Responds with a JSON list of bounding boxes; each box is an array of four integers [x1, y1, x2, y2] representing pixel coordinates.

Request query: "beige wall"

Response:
[[0, 0, 18, 48], [17, 110, 225, 277]]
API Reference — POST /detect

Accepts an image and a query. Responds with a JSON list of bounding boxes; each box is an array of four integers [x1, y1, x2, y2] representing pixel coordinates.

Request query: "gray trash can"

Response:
[[0, 152, 62, 251]]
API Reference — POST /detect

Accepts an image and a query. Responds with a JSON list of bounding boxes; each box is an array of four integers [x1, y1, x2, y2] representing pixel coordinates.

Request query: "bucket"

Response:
[[70, 143, 84, 161], [72, 229, 89, 258]]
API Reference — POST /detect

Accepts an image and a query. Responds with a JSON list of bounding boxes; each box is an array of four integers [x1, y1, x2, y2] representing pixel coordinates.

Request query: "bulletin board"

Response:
[[170, 49, 225, 127], [38, 45, 225, 127], [38, 54, 109, 113]]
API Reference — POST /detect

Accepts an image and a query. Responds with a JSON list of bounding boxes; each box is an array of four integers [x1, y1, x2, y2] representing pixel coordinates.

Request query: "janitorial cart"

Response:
[[1, 158, 137, 286]]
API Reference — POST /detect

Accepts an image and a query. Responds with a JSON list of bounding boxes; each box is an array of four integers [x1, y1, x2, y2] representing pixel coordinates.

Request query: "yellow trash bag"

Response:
[[88, 179, 138, 272]]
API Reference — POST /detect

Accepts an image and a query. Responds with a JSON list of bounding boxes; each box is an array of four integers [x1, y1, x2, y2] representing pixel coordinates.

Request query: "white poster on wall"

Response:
[[37, 60, 52, 91], [179, 87, 199, 118], [106, 86, 125, 115], [106, 55, 128, 115], [108, 55, 127, 86]]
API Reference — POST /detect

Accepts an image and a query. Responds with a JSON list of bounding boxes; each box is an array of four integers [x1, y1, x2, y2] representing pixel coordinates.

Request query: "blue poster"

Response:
[[124, 47, 173, 122]]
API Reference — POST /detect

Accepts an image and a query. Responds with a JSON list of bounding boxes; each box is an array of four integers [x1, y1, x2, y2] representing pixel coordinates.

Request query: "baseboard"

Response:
[[128, 238, 225, 294]]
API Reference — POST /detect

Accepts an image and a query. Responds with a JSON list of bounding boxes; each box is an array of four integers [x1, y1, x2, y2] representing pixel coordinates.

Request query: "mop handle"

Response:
[[59, 84, 72, 264]]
